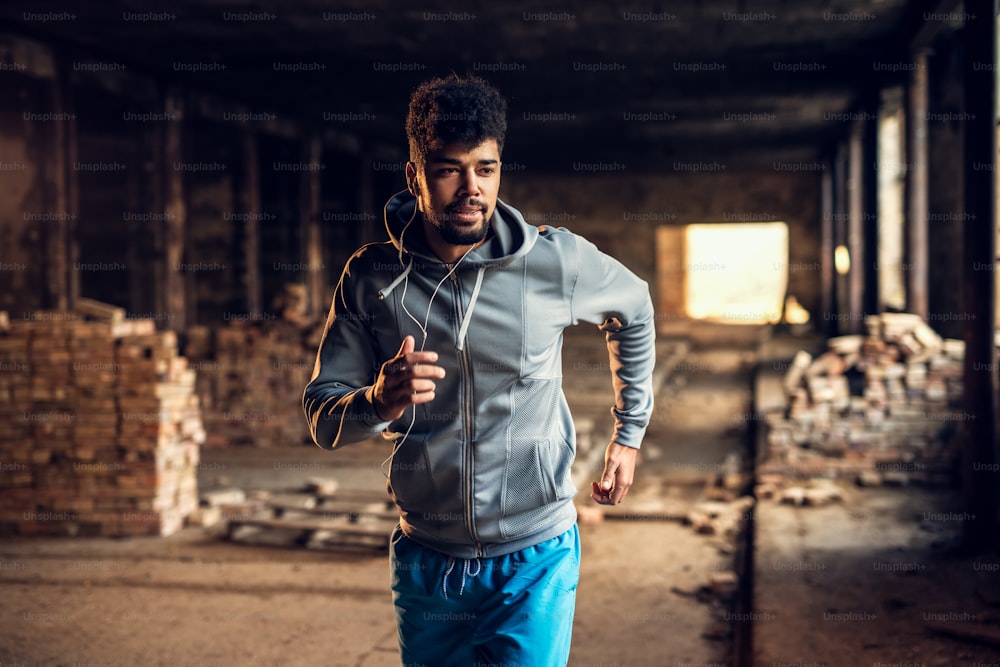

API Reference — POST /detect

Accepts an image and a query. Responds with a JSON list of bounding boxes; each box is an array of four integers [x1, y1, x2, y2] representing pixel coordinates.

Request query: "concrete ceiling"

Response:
[[0, 0, 957, 170]]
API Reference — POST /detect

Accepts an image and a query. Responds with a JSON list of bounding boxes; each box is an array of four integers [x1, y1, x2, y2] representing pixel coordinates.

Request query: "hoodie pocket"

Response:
[[500, 438, 554, 538], [499, 379, 569, 538], [386, 434, 434, 512]]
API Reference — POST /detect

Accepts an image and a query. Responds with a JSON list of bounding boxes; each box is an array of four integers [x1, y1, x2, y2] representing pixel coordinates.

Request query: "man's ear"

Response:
[[405, 161, 419, 195]]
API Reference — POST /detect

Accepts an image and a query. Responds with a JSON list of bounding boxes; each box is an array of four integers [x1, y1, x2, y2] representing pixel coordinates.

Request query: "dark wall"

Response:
[[503, 168, 823, 320], [0, 64, 60, 313]]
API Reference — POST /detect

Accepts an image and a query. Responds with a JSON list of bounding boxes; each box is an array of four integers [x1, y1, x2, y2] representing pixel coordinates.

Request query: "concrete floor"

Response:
[[751, 330, 1000, 666], [11, 325, 987, 666], [0, 324, 757, 666]]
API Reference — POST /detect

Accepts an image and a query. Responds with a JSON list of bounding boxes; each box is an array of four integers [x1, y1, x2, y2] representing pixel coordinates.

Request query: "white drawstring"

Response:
[[442, 556, 482, 599], [456, 267, 485, 352], [378, 232, 481, 479], [377, 258, 413, 300]]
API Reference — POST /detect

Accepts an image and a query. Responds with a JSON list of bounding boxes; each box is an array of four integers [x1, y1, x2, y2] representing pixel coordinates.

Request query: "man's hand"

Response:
[[591, 441, 638, 505], [371, 336, 446, 421]]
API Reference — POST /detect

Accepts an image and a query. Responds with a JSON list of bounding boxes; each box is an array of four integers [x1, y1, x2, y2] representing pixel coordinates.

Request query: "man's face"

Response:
[[408, 139, 501, 247]]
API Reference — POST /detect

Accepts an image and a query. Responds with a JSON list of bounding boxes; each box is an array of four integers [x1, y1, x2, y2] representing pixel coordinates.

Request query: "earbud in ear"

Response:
[[406, 161, 419, 195]]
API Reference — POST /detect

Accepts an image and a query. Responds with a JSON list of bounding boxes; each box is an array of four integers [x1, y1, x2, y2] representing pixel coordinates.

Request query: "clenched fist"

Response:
[[371, 335, 446, 421]]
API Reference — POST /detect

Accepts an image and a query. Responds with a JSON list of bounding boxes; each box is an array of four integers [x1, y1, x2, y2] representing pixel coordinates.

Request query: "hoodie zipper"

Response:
[[447, 264, 484, 558]]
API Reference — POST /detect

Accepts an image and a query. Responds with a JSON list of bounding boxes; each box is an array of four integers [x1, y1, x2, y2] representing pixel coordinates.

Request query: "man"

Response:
[[303, 74, 655, 667]]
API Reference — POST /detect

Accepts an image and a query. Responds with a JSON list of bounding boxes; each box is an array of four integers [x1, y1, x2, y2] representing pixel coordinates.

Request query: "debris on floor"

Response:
[[759, 312, 965, 492], [199, 481, 396, 551]]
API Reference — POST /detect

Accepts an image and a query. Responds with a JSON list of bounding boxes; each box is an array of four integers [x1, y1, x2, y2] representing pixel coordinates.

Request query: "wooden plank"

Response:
[[229, 516, 395, 534], [270, 503, 396, 522], [312, 488, 393, 503], [75, 298, 125, 322], [226, 517, 392, 546]]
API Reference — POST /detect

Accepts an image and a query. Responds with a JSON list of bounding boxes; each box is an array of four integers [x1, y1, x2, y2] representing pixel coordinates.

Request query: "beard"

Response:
[[430, 198, 491, 246]]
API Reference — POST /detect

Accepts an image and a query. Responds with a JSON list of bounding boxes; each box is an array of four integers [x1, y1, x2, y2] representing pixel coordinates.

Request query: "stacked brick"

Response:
[[0, 308, 203, 537], [761, 312, 965, 485], [184, 321, 316, 448]]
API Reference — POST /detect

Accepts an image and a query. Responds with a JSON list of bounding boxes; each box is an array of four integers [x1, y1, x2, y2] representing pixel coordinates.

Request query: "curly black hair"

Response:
[[405, 74, 507, 164]]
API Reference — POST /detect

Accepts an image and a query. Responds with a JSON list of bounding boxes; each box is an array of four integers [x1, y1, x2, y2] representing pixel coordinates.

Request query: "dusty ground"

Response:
[[12, 329, 992, 666], [0, 510, 736, 667], [0, 442, 738, 667], [0, 333, 750, 667], [754, 485, 1000, 667], [751, 332, 1000, 667]]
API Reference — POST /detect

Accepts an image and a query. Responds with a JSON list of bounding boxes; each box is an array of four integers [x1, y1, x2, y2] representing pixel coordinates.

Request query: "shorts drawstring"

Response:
[[442, 556, 482, 599]]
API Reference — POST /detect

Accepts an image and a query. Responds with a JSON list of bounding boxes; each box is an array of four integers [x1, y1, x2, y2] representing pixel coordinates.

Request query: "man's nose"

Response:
[[458, 170, 482, 196]]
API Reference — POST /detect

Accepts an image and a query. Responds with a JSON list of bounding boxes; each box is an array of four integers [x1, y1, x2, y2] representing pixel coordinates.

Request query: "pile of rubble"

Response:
[[0, 301, 203, 536], [759, 312, 964, 494], [183, 321, 319, 448]]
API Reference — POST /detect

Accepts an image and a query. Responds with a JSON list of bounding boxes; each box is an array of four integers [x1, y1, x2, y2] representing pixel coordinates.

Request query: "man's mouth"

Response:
[[448, 204, 486, 224]]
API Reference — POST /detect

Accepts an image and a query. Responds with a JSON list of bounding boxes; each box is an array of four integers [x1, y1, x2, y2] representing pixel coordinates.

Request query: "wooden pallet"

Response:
[[226, 515, 396, 551], [224, 488, 398, 551]]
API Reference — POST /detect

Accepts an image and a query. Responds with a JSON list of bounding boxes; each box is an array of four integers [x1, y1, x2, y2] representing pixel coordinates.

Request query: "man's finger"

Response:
[[397, 335, 415, 358], [400, 378, 438, 394], [600, 468, 615, 491], [590, 481, 612, 505]]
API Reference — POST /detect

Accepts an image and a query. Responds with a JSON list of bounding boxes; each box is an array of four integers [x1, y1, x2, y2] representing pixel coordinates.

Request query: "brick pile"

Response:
[[760, 312, 965, 488], [0, 306, 203, 537], [184, 321, 317, 448]]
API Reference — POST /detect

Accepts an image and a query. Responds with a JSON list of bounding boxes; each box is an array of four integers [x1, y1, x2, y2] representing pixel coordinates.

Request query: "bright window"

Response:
[[684, 222, 789, 324]]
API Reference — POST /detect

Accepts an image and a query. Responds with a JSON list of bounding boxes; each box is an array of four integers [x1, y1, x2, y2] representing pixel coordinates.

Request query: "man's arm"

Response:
[[568, 235, 656, 504], [302, 270, 390, 449], [303, 258, 447, 450]]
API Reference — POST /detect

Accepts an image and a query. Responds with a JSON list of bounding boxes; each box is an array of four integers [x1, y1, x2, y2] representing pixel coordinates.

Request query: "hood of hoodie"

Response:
[[383, 190, 538, 269]]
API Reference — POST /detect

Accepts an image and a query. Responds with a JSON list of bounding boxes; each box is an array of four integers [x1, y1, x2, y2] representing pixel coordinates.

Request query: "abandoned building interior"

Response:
[[0, 0, 998, 665]]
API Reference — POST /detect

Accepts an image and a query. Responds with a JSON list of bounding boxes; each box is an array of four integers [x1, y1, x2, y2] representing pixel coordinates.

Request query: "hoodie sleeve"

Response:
[[568, 234, 656, 449], [302, 254, 393, 450]]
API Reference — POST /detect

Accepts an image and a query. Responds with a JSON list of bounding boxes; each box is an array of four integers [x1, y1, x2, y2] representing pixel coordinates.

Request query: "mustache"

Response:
[[446, 199, 487, 212]]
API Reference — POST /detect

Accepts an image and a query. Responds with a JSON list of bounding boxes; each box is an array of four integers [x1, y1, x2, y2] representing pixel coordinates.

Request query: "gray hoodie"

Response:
[[303, 191, 655, 558]]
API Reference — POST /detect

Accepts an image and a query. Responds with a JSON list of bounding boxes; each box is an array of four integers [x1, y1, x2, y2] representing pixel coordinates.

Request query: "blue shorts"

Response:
[[389, 524, 580, 667]]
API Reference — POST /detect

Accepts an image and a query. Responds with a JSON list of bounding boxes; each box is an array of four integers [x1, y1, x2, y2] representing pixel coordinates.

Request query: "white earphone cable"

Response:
[[380, 203, 478, 478]]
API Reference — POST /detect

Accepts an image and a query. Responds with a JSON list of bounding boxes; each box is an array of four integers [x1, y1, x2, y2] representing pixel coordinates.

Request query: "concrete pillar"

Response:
[[242, 132, 262, 318], [861, 106, 880, 318], [960, 7, 998, 551], [162, 91, 187, 330], [301, 135, 324, 318], [847, 119, 867, 333], [906, 51, 929, 319], [833, 141, 849, 334], [49, 56, 78, 311], [820, 162, 835, 335]]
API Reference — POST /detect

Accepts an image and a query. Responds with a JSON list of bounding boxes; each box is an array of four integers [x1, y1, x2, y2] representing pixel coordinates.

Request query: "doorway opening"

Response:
[[685, 222, 788, 324]]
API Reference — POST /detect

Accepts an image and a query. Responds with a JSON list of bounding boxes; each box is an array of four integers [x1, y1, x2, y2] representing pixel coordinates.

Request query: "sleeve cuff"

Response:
[[612, 421, 647, 449]]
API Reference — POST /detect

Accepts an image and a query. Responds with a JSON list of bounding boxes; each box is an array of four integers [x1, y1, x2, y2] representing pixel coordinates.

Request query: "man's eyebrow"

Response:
[[429, 157, 500, 166]]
